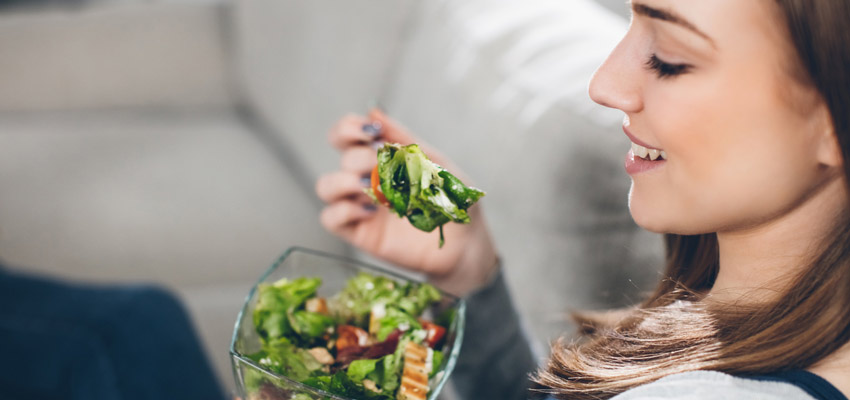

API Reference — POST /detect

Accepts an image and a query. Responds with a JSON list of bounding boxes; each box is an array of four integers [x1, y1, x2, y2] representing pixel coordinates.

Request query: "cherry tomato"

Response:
[[421, 320, 446, 348], [336, 325, 370, 351], [371, 165, 390, 207]]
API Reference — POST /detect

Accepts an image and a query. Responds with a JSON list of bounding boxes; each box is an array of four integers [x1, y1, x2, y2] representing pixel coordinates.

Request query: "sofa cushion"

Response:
[[0, 109, 344, 285]]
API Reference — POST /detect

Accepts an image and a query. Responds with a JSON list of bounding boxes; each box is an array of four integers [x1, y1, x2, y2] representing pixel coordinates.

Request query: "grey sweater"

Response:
[[449, 270, 844, 400]]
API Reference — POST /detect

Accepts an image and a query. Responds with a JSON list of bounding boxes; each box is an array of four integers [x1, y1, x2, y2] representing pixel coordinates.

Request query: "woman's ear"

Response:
[[815, 104, 843, 168]]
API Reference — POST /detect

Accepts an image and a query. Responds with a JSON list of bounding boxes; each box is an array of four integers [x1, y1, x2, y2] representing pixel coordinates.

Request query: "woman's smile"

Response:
[[623, 123, 667, 175]]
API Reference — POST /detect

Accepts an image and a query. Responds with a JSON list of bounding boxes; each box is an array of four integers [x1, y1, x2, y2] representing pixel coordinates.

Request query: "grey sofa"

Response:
[[0, 0, 662, 394]]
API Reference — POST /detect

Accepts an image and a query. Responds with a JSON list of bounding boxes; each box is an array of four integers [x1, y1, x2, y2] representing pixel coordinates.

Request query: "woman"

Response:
[[315, 0, 850, 398]]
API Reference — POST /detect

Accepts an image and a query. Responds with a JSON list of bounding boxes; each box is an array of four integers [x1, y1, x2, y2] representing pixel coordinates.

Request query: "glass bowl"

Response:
[[230, 247, 465, 400]]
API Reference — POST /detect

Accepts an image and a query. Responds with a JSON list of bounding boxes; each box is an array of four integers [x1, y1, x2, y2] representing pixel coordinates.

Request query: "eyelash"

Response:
[[645, 54, 691, 79]]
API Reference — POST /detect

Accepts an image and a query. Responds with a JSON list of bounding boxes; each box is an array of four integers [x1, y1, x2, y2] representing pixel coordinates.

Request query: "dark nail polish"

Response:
[[363, 204, 378, 212], [360, 176, 372, 187], [362, 121, 383, 136]]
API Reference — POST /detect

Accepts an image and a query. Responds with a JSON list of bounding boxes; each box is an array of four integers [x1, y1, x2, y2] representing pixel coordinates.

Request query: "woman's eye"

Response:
[[645, 54, 691, 79]]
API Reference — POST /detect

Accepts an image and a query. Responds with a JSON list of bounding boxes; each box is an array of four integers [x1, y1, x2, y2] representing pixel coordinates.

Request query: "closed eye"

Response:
[[645, 53, 691, 79]]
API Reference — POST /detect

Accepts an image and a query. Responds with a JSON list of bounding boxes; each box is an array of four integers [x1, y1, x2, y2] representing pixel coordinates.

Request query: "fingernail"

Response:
[[371, 140, 386, 150], [360, 176, 372, 187], [363, 204, 378, 212], [362, 121, 383, 137]]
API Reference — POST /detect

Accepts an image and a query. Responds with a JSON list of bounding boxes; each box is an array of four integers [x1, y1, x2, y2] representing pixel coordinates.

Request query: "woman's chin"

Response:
[[630, 210, 713, 236], [631, 215, 670, 233], [628, 205, 678, 234], [628, 197, 665, 232]]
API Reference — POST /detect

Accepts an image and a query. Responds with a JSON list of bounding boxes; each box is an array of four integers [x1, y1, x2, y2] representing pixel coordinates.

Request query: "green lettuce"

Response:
[[246, 337, 324, 382], [346, 335, 413, 395], [369, 143, 485, 247], [304, 370, 394, 400], [397, 282, 441, 317], [329, 272, 441, 332], [430, 350, 443, 378], [376, 307, 421, 341], [248, 272, 445, 399], [253, 277, 332, 345]]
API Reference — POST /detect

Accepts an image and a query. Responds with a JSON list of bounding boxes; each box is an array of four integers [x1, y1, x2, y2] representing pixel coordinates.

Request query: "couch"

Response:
[[0, 0, 663, 394]]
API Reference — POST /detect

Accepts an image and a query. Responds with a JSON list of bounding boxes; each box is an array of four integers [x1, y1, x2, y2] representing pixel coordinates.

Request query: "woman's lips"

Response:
[[623, 125, 662, 150], [625, 149, 667, 175], [622, 124, 666, 174]]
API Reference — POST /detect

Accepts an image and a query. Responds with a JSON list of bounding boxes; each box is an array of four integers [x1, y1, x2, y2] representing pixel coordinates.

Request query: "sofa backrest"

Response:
[[0, 2, 233, 111], [233, 0, 418, 181]]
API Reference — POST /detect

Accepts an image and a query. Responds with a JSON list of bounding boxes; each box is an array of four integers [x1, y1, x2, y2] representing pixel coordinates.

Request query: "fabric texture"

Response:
[[609, 371, 836, 400], [450, 269, 539, 400], [0, 266, 226, 400], [746, 371, 848, 400]]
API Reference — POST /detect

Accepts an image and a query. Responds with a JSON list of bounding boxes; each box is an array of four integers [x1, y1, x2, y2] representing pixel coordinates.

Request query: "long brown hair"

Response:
[[534, 1, 850, 398]]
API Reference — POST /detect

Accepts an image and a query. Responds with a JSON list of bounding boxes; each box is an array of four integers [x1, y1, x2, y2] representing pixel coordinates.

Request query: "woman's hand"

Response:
[[316, 109, 498, 296]]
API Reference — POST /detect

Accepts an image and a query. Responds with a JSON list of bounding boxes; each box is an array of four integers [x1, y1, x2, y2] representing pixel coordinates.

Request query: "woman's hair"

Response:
[[533, 1, 850, 398]]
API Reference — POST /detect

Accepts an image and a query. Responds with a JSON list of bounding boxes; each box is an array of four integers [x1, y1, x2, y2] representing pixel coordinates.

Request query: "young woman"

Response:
[[315, 0, 850, 398]]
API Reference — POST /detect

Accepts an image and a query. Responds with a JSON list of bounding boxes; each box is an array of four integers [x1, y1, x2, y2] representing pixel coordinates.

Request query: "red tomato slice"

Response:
[[336, 325, 370, 351], [421, 320, 446, 348], [371, 165, 390, 207]]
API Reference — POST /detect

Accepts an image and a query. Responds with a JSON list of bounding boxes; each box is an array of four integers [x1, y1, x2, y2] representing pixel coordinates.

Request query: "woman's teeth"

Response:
[[631, 142, 667, 161]]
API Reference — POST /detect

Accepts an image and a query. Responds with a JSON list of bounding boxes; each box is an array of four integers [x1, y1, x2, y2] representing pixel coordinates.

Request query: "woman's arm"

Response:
[[450, 265, 541, 400]]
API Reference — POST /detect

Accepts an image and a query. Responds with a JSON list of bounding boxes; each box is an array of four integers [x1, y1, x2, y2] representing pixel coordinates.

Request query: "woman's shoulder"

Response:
[[609, 370, 821, 400]]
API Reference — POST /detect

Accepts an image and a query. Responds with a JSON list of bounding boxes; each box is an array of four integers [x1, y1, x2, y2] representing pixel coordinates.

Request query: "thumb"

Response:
[[367, 108, 456, 172], [368, 108, 419, 145]]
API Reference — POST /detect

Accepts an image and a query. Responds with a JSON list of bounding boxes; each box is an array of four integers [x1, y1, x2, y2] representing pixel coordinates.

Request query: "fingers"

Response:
[[340, 146, 378, 175], [328, 113, 380, 150], [368, 108, 419, 146], [328, 109, 420, 153], [320, 200, 377, 237], [316, 171, 369, 204]]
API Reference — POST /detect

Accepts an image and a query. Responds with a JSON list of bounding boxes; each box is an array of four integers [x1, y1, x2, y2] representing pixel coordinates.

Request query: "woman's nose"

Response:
[[588, 36, 644, 114]]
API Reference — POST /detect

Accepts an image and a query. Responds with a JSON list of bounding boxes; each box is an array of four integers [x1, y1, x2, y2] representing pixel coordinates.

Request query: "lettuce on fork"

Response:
[[365, 143, 485, 247]]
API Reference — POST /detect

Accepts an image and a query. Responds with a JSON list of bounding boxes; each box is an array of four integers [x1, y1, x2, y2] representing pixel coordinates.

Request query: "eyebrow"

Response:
[[632, 2, 716, 47]]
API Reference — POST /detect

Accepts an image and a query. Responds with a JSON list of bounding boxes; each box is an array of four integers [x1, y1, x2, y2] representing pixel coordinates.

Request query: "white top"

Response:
[[612, 371, 818, 400]]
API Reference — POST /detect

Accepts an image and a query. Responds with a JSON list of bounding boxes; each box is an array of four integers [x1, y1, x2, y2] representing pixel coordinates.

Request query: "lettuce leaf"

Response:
[[397, 282, 441, 317], [430, 350, 443, 378], [246, 337, 324, 382], [329, 273, 403, 327], [374, 143, 485, 247], [288, 310, 334, 341], [376, 307, 421, 341], [304, 371, 393, 400], [253, 277, 328, 345], [329, 272, 441, 333], [347, 358, 380, 382], [345, 337, 410, 396]]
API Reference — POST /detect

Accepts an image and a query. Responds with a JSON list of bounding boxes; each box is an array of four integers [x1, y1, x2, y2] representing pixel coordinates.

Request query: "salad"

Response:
[[243, 272, 449, 400], [365, 143, 485, 247]]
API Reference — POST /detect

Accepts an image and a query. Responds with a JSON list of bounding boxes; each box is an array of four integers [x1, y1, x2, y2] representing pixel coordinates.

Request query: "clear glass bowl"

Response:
[[230, 247, 466, 400]]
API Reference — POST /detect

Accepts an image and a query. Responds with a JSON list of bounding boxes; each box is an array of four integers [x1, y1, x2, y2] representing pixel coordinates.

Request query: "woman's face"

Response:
[[590, 0, 839, 234]]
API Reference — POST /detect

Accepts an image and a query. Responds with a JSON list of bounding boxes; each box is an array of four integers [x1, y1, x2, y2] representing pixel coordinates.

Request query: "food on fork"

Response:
[[365, 143, 485, 247]]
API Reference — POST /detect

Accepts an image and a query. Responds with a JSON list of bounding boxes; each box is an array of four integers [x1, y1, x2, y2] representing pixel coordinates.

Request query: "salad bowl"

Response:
[[230, 247, 466, 400]]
